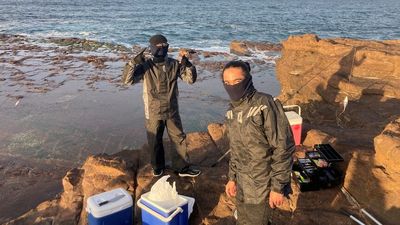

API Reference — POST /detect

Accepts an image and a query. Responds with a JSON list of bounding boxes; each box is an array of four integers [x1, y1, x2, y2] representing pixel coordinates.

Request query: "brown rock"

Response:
[[62, 168, 83, 193], [211, 194, 235, 218], [9, 128, 397, 225], [186, 132, 219, 166], [230, 40, 282, 56], [78, 155, 136, 225], [276, 34, 400, 147], [230, 40, 251, 56], [302, 129, 337, 148], [343, 148, 400, 225], [275, 34, 400, 225], [6, 153, 137, 225], [374, 117, 400, 174], [207, 123, 229, 152]]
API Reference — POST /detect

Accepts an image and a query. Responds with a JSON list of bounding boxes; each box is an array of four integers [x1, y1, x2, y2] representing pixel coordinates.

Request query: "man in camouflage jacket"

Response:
[[123, 34, 201, 177]]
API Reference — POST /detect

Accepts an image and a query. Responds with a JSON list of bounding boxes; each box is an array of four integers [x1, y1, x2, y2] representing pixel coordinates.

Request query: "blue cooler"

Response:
[[86, 188, 133, 225], [137, 192, 194, 225]]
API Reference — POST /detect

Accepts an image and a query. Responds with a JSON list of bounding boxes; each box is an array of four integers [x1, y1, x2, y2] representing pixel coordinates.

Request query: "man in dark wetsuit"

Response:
[[222, 61, 295, 225], [123, 34, 201, 177]]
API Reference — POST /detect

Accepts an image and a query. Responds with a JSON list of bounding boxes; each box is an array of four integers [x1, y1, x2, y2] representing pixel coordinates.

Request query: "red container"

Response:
[[284, 111, 303, 146]]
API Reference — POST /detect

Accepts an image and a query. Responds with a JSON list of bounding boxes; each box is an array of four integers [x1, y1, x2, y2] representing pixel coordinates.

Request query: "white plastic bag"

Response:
[[181, 195, 195, 217], [148, 175, 179, 204]]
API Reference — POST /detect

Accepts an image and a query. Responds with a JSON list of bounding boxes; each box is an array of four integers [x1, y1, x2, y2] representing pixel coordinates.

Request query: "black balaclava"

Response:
[[149, 34, 169, 63], [223, 74, 255, 102]]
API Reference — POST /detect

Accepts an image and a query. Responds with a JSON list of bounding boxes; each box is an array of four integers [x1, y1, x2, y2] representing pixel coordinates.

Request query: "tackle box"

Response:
[[292, 144, 343, 192]]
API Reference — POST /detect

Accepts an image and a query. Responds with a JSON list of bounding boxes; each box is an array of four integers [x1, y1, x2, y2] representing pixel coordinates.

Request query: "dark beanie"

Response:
[[149, 34, 168, 45]]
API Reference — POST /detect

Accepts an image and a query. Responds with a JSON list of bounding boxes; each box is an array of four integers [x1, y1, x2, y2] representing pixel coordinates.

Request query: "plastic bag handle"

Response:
[[137, 199, 183, 222]]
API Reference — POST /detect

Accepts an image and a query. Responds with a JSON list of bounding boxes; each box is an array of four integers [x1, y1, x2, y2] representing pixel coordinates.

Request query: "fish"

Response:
[[342, 96, 348, 113]]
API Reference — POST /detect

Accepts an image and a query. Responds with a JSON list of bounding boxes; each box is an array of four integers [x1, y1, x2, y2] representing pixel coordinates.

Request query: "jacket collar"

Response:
[[151, 56, 172, 72]]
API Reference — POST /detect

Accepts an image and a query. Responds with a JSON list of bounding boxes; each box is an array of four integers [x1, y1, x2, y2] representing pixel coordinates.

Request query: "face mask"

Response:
[[223, 75, 255, 102], [150, 44, 169, 59]]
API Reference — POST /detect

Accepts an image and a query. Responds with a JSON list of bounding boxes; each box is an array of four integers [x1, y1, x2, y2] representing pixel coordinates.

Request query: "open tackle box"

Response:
[[292, 144, 344, 192]]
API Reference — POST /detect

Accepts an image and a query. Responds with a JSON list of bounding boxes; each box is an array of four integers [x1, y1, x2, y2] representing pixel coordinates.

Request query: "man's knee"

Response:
[[166, 118, 186, 141]]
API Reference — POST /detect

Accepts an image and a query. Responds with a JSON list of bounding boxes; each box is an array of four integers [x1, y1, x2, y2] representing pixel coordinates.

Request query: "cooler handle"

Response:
[[283, 105, 301, 116], [137, 199, 183, 223]]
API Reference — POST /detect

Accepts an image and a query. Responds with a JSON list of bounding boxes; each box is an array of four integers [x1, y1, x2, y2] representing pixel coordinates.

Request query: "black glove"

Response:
[[133, 47, 147, 64], [180, 55, 192, 67]]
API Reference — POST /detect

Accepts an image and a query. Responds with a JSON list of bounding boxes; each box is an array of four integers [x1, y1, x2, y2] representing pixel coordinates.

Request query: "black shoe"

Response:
[[152, 168, 164, 177], [178, 166, 201, 177]]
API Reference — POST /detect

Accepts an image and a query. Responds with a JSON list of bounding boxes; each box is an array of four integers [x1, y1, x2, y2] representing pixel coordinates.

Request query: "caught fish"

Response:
[[15, 99, 20, 106], [342, 96, 348, 113], [337, 96, 349, 126]]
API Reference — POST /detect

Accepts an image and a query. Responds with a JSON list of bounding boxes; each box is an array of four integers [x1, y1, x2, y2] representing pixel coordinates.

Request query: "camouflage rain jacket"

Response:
[[123, 56, 196, 120], [225, 90, 295, 204]]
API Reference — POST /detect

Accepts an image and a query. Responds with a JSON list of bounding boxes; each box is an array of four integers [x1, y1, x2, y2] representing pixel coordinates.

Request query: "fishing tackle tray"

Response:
[[292, 144, 344, 192], [314, 144, 344, 163]]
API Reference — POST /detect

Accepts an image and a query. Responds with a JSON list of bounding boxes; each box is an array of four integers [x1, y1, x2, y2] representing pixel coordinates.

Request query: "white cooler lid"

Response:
[[140, 192, 188, 214], [86, 188, 133, 218], [285, 111, 303, 125]]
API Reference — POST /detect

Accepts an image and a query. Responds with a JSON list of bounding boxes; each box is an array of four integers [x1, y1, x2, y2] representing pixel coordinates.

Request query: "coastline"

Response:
[[0, 33, 281, 223], [1, 34, 400, 224]]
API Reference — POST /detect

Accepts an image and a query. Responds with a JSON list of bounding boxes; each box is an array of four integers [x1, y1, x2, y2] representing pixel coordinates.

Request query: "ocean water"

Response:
[[1, 0, 399, 50], [1, 0, 400, 162]]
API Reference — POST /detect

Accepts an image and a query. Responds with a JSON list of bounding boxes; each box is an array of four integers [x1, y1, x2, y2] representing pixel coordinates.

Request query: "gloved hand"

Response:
[[180, 55, 192, 67], [133, 47, 147, 64]]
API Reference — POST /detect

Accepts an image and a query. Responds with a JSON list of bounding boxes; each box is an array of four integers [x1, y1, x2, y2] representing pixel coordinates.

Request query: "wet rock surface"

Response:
[[0, 34, 278, 97], [0, 154, 71, 223]]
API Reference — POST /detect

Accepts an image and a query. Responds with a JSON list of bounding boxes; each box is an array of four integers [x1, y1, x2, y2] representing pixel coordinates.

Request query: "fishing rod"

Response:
[[340, 187, 384, 225], [211, 149, 231, 167], [281, 46, 359, 105], [340, 208, 366, 225]]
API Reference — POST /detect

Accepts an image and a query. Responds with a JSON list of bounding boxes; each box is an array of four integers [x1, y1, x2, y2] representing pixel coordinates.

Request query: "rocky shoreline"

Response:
[[0, 33, 281, 224], [1, 34, 400, 225], [0, 33, 279, 98], [2, 124, 358, 225]]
